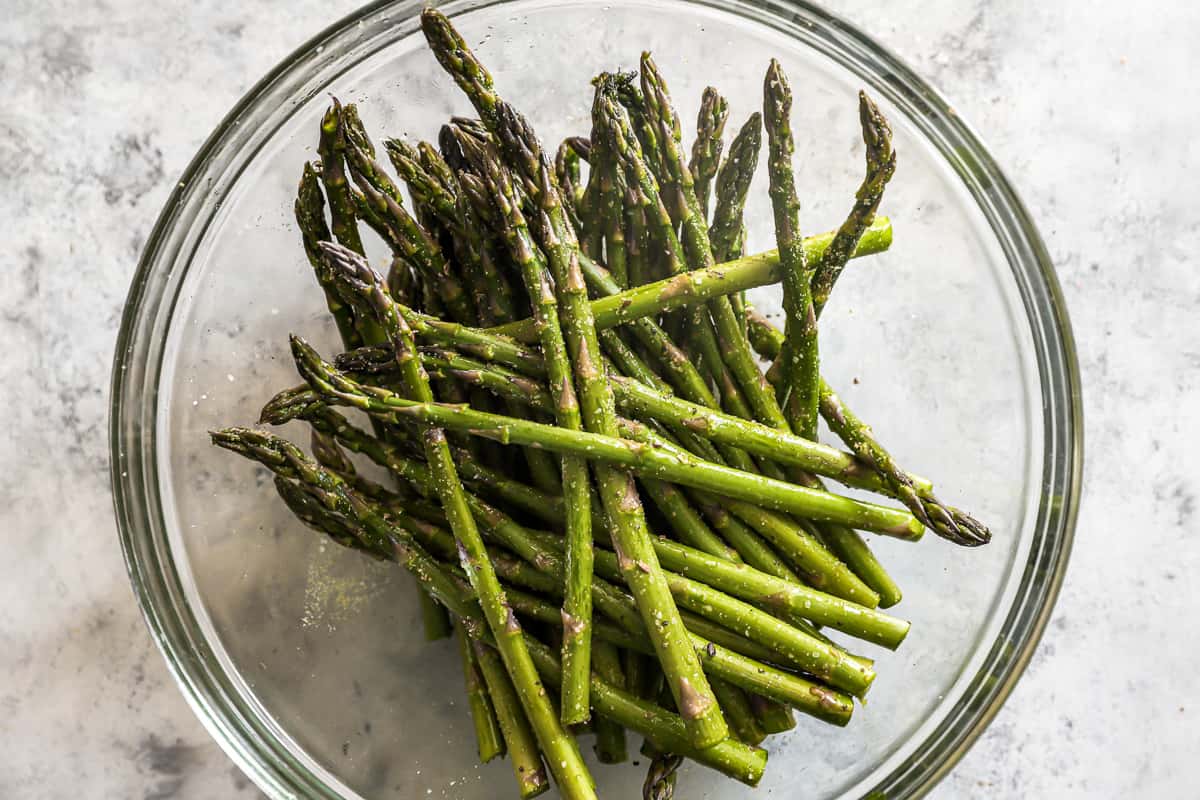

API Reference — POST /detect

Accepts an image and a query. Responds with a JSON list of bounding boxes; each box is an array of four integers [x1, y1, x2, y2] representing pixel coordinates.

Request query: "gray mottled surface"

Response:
[[0, 1, 1195, 798]]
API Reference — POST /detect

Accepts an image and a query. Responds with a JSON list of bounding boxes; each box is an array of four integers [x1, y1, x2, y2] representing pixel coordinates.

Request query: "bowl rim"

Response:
[[110, 1, 1082, 797]]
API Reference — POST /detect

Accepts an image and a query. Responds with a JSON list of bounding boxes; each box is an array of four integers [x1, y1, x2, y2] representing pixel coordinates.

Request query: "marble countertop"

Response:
[[3, 1, 1196, 797]]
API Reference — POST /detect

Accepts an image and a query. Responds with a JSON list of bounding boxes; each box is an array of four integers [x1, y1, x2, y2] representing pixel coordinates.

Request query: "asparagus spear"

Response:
[[809, 91, 898, 315], [317, 100, 365, 256], [709, 677, 765, 746], [577, 95, 612, 261], [554, 138, 586, 235], [319, 243, 596, 799], [763, 59, 820, 440], [469, 133, 597, 726], [522, 639, 767, 787], [689, 86, 729, 221], [471, 640, 553, 799], [458, 622, 507, 763], [489, 217, 892, 342], [590, 641, 628, 763], [642, 753, 685, 800], [709, 114, 763, 264], [295, 162, 360, 348], [598, 148, 629, 287]]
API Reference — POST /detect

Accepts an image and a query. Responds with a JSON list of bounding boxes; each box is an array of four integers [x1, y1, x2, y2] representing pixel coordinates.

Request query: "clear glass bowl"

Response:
[[110, 1, 1081, 797]]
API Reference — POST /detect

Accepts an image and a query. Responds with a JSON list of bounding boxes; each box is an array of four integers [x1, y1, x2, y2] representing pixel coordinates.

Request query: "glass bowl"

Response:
[[110, 0, 1081, 797]]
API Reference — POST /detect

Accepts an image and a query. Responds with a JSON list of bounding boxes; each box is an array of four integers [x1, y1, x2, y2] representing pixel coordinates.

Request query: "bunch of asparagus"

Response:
[[212, 9, 989, 798]]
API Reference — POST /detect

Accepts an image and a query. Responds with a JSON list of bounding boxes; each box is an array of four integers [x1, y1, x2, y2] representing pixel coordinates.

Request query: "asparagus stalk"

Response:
[[319, 243, 596, 799], [625, 193, 653, 288], [590, 641, 629, 763], [810, 91, 898, 315], [642, 752, 685, 800], [709, 677, 765, 746], [470, 134, 596, 726], [472, 640, 553, 799], [763, 59, 820, 439], [317, 101, 365, 256], [295, 162, 360, 348], [819, 383, 991, 546], [709, 114, 763, 264], [522, 638, 767, 787], [577, 98, 611, 261], [599, 151, 629, 288], [689, 86, 729, 221], [458, 622, 507, 763], [489, 218, 891, 342], [554, 138, 585, 235]]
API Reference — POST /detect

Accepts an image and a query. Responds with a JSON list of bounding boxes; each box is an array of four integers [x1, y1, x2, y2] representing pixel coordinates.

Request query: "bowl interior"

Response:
[[131, 1, 1069, 797]]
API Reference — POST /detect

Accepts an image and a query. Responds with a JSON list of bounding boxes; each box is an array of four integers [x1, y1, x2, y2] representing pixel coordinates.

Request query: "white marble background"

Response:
[[1, 1, 1196, 798]]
